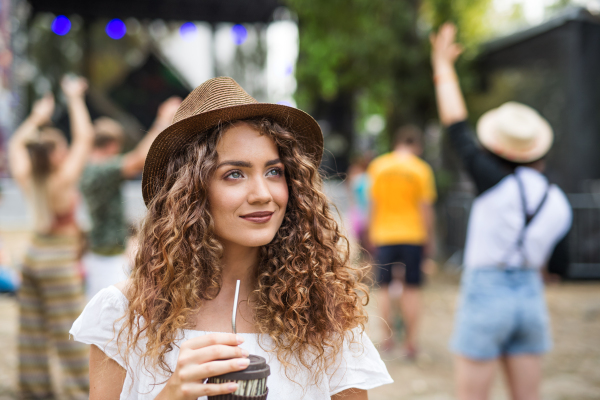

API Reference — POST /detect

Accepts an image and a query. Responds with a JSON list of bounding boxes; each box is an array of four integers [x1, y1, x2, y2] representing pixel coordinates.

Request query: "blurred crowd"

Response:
[[348, 23, 572, 400]]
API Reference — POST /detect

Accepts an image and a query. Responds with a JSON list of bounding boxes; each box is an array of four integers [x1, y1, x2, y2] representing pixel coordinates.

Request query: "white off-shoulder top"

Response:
[[70, 286, 393, 400]]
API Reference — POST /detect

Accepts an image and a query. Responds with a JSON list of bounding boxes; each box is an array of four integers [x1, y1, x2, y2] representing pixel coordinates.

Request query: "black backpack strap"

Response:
[[501, 172, 551, 267], [515, 173, 550, 226], [513, 173, 551, 262]]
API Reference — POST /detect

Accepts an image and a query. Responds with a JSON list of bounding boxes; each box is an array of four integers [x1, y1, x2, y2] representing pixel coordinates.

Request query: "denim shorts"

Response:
[[450, 268, 551, 360]]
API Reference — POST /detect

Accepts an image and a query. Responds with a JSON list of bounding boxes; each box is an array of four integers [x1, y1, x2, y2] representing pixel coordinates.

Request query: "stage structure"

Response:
[[21, 0, 293, 140], [28, 0, 281, 24]]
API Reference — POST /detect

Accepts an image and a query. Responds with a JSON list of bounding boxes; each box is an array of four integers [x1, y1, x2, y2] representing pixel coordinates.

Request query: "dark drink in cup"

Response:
[[208, 354, 270, 399]]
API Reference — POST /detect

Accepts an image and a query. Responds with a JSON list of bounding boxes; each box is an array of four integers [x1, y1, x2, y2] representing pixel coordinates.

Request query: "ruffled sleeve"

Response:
[[328, 328, 393, 395], [70, 285, 128, 369]]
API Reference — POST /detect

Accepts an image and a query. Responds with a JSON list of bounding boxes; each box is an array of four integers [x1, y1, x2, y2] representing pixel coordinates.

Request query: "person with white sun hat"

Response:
[[431, 23, 572, 400]]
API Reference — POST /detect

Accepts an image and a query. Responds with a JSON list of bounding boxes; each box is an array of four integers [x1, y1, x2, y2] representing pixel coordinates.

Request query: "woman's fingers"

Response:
[[181, 333, 243, 351], [431, 22, 463, 65], [180, 382, 238, 398], [452, 43, 464, 58], [441, 22, 456, 40], [179, 358, 250, 383], [61, 75, 88, 98], [179, 344, 249, 367], [32, 94, 55, 123]]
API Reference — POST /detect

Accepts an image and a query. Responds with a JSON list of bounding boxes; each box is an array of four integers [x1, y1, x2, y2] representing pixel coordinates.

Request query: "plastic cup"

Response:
[[207, 354, 270, 399]]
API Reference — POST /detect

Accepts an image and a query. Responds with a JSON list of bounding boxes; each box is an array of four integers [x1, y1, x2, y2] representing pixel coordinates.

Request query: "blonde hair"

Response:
[[25, 127, 66, 233]]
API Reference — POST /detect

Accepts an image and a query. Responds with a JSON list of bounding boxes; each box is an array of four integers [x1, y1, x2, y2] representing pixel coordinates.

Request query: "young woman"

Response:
[[9, 76, 93, 399], [71, 77, 392, 400], [430, 24, 572, 400]]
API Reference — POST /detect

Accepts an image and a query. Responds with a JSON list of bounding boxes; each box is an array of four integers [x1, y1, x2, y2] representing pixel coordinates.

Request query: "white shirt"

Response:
[[70, 286, 393, 400], [463, 167, 572, 269]]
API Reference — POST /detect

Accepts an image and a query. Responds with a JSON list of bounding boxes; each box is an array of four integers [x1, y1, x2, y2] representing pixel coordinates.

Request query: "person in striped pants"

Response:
[[9, 76, 93, 399]]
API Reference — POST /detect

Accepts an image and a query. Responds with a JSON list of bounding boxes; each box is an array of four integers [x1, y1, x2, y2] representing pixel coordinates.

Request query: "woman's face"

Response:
[[208, 122, 288, 248]]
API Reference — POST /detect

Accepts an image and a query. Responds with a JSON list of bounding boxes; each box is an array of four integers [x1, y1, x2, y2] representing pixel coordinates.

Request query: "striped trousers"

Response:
[[18, 234, 89, 400]]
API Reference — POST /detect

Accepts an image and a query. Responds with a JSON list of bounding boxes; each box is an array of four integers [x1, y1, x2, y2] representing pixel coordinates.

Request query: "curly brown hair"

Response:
[[117, 118, 369, 385]]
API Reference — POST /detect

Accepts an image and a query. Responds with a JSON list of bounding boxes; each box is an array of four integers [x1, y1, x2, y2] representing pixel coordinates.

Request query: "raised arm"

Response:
[[55, 76, 94, 187], [430, 23, 509, 193], [430, 23, 467, 126], [8, 94, 55, 187], [121, 96, 181, 178]]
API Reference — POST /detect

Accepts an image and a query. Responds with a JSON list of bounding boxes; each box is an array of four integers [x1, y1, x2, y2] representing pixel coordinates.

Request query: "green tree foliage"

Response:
[[286, 0, 492, 150], [423, 0, 493, 52]]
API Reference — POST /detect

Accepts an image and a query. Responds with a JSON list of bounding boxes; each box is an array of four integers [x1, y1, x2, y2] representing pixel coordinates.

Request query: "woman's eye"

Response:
[[267, 168, 282, 177], [226, 171, 243, 179]]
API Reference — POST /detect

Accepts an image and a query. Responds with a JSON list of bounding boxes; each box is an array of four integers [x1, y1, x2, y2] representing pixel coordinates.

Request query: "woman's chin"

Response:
[[243, 234, 279, 248], [219, 231, 279, 248]]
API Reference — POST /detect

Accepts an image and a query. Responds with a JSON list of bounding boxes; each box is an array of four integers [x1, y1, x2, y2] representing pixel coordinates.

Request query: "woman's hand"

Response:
[[156, 333, 250, 400], [30, 94, 55, 126], [429, 22, 468, 126], [430, 23, 463, 72], [61, 75, 88, 99], [156, 96, 182, 125]]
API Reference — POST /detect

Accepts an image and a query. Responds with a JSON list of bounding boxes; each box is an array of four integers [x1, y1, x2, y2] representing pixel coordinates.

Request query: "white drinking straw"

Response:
[[232, 279, 240, 334]]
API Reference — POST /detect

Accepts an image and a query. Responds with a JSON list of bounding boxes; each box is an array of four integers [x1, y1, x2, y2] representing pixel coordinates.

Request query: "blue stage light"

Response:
[[231, 24, 248, 45], [285, 64, 294, 76], [51, 16, 71, 36], [179, 22, 197, 40], [106, 19, 126, 40]]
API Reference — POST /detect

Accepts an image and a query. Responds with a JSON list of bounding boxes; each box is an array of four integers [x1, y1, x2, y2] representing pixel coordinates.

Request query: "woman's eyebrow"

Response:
[[217, 160, 252, 168], [265, 158, 282, 167], [216, 158, 281, 169]]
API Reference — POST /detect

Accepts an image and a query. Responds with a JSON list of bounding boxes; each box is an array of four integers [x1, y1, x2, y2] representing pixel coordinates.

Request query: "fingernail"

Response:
[[238, 358, 250, 368], [227, 383, 238, 392], [236, 335, 244, 344], [242, 349, 249, 357]]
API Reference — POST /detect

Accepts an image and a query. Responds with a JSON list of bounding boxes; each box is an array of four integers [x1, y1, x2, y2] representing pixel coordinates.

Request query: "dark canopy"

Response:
[[477, 7, 600, 193], [28, 0, 282, 23]]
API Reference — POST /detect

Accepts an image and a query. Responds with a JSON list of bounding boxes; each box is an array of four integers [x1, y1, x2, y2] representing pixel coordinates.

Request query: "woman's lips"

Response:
[[240, 211, 274, 224]]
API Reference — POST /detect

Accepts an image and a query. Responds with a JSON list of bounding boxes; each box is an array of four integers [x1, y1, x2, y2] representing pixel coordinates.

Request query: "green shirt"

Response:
[[80, 156, 127, 255]]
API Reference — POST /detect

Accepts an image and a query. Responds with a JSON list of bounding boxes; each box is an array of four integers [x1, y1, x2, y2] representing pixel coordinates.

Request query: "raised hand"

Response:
[[430, 23, 463, 69], [30, 94, 55, 126], [430, 22, 468, 125], [61, 75, 88, 99], [156, 96, 182, 124], [156, 333, 250, 400]]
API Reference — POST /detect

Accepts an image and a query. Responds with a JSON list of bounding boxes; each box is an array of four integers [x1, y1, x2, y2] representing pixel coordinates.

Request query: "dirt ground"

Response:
[[366, 275, 600, 400], [1, 230, 599, 399]]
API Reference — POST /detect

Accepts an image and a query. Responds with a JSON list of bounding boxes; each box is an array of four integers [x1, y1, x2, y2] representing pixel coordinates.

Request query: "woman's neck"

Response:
[[190, 240, 260, 333], [220, 240, 259, 293]]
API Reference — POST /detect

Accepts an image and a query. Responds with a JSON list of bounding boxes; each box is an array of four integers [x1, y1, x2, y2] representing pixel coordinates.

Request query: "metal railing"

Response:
[[442, 191, 600, 279]]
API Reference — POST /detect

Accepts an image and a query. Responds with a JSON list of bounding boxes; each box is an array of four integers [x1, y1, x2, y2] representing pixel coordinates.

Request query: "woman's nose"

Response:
[[248, 176, 273, 204]]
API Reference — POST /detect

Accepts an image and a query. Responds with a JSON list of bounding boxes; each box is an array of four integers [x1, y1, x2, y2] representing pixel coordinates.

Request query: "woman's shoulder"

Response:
[[70, 283, 129, 338], [69, 283, 132, 369], [114, 279, 132, 296], [328, 327, 393, 395], [99, 280, 130, 304]]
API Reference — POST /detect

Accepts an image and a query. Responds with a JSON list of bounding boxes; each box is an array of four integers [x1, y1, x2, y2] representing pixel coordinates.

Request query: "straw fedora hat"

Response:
[[476, 102, 553, 163], [141, 77, 323, 206]]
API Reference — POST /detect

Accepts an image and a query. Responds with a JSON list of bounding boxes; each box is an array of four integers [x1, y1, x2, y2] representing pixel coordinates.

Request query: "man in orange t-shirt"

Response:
[[368, 125, 436, 357]]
